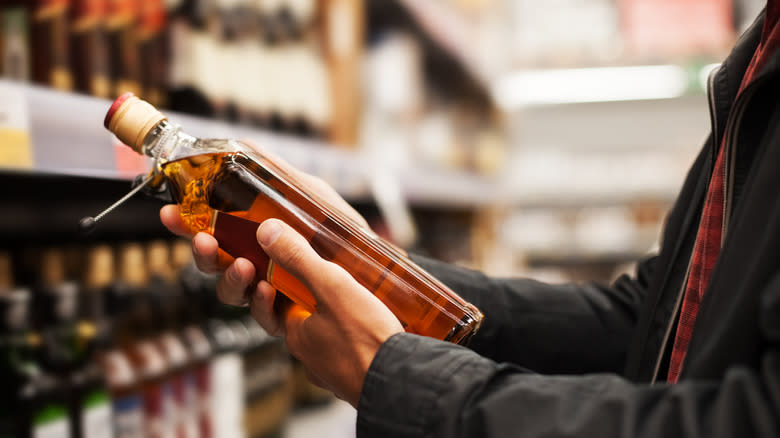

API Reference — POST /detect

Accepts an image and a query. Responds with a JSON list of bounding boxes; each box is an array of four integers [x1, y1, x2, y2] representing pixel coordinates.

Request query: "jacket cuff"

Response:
[[356, 332, 494, 438]]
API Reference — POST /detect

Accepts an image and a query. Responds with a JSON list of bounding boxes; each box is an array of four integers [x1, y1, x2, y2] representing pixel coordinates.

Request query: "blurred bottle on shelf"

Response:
[[241, 316, 293, 438], [1, 2, 31, 81], [230, 0, 262, 126], [90, 244, 145, 437], [172, 239, 216, 437], [0, 252, 71, 438], [70, 0, 111, 98], [32, 0, 74, 90], [116, 242, 179, 438], [34, 248, 113, 438], [201, 283, 246, 438], [208, 0, 240, 121], [167, 0, 215, 117], [320, 0, 362, 146], [106, 0, 141, 97], [146, 239, 199, 438], [138, 0, 168, 107]]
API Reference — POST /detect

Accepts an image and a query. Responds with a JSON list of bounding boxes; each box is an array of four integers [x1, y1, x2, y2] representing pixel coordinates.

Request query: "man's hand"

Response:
[[161, 214, 403, 406], [159, 146, 403, 407]]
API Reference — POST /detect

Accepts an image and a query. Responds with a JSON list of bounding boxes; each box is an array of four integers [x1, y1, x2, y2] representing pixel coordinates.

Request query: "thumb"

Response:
[[257, 218, 353, 306]]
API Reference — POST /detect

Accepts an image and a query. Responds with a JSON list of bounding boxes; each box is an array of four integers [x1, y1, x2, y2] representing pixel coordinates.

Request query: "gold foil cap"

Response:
[[171, 239, 193, 271], [117, 242, 148, 287], [84, 245, 114, 289], [104, 92, 166, 153], [146, 240, 173, 281], [40, 248, 66, 286]]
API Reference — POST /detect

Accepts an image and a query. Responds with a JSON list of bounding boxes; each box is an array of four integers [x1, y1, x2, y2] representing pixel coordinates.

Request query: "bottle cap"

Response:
[[105, 92, 166, 153], [40, 248, 66, 287], [117, 242, 148, 287], [147, 240, 174, 281], [171, 239, 193, 271], [84, 245, 114, 289]]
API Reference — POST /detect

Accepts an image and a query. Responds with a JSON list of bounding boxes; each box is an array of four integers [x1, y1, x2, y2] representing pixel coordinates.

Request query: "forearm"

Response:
[[357, 333, 779, 438], [412, 255, 654, 374]]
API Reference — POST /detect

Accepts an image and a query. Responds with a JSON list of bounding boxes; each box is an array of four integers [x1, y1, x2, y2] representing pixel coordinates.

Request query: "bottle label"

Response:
[[113, 395, 144, 438], [81, 391, 113, 438], [195, 363, 213, 438], [32, 405, 70, 438], [143, 381, 176, 438], [173, 371, 200, 438]]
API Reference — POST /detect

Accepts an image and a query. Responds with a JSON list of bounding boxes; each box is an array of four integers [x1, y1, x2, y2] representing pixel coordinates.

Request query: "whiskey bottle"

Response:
[[93, 243, 146, 438], [70, 0, 111, 98], [106, 0, 141, 97], [104, 93, 483, 345], [171, 239, 215, 438], [33, 248, 112, 438], [0, 252, 71, 438], [32, 0, 74, 90], [146, 240, 199, 438]]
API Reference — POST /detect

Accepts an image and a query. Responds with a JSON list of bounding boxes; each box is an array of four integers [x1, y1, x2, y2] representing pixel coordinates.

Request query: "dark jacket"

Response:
[[357, 10, 780, 438]]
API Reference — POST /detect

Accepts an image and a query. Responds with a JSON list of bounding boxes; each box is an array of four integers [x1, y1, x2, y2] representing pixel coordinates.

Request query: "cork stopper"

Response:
[[147, 240, 173, 281], [40, 248, 66, 287], [170, 239, 193, 271], [117, 242, 148, 287], [84, 245, 115, 289], [105, 92, 166, 153]]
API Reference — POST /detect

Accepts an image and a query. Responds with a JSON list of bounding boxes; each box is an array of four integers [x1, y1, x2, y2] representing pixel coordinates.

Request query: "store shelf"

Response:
[[0, 81, 511, 208], [0, 81, 693, 210]]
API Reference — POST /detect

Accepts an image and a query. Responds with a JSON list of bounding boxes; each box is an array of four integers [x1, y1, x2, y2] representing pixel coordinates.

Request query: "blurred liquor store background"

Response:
[[0, 0, 764, 436]]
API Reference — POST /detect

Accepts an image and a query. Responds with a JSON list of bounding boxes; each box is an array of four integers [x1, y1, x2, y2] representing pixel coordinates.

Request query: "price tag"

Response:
[[0, 81, 33, 168]]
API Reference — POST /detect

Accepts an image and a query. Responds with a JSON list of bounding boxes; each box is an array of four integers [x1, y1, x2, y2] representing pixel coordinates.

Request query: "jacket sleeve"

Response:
[[357, 332, 779, 438], [412, 254, 657, 374], [355, 273, 780, 438]]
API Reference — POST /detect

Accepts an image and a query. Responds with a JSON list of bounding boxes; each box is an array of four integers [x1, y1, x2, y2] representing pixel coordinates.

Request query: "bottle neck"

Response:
[[140, 119, 198, 165]]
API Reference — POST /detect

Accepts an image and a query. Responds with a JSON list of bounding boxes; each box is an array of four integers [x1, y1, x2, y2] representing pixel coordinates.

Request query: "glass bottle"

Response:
[[69, 0, 111, 98], [114, 242, 176, 438], [104, 93, 483, 345], [92, 243, 146, 438], [171, 239, 215, 438], [31, 0, 74, 91], [33, 248, 112, 438], [106, 0, 141, 97], [146, 240, 198, 438], [0, 252, 71, 438]]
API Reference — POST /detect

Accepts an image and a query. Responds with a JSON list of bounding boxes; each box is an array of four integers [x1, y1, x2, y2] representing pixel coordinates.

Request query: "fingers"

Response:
[[257, 219, 369, 313], [216, 257, 255, 306], [191, 232, 222, 273], [249, 281, 284, 336], [257, 219, 336, 302], [160, 205, 191, 237]]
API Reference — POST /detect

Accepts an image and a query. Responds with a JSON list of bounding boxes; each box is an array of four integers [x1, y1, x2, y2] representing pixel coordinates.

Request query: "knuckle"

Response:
[[279, 245, 309, 270]]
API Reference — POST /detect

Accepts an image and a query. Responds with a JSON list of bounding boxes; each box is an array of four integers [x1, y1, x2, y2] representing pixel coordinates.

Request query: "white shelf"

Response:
[[0, 81, 690, 209], [0, 81, 509, 208]]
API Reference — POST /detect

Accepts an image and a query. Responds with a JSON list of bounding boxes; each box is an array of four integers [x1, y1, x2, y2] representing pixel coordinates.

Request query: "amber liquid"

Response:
[[162, 150, 482, 344]]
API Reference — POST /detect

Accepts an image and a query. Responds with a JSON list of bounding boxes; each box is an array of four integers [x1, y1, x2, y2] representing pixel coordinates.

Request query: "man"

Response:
[[161, 3, 780, 436]]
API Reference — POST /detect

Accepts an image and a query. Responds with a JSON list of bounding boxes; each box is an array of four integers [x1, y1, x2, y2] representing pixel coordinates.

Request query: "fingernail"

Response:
[[258, 220, 282, 247]]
